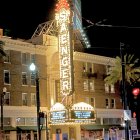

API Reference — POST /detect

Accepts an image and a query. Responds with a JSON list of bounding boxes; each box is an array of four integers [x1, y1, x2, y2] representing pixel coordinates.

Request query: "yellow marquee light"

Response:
[[71, 102, 94, 110], [50, 102, 66, 111]]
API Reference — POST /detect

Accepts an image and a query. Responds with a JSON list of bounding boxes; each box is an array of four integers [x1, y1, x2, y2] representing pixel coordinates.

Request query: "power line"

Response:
[[82, 17, 140, 29]]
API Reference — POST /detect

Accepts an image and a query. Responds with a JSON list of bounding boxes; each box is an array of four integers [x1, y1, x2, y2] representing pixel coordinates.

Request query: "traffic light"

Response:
[[39, 112, 45, 118], [132, 88, 140, 99], [130, 87, 140, 113], [39, 112, 45, 125]]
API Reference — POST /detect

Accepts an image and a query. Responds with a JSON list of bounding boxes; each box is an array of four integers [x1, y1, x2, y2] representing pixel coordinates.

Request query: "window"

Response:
[[88, 63, 93, 73], [105, 84, 109, 93], [110, 84, 115, 93], [106, 65, 112, 75], [30, 73, 35, 86], [89, 80, 95, 91], [4, 92, 10, 105], [4, 50, 10, 63], [83, 63, 94, 73], [31, 93, 36, 106], [105, 98, 109, 108], [103, 118, 119, 124], [83, 79, 89, 91], [4, 118, 11, 125], [22, 72, 27, 85], [91, 98, 95, 107], [103, 118, 109, 124], [105, 84, 115, 93], [111, 99, 115, 108], [26, 118, 36, 125], [22, 53, 28, 65], [4, 70, 10, 84], [22, 93, 28, 106], [31, 54, 35, 63], [83, 62, 87, 72], [16, 118, 26, 125]]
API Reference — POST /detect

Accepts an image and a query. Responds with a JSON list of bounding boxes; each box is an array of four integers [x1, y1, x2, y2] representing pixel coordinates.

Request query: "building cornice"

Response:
[[73, 51, 115, 66], [1, 37, 47, 55]]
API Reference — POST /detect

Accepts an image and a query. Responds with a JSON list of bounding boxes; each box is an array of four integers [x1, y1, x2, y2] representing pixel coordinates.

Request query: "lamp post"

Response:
[[120, 42, 129, 140], [30, 63, 41, 140], [1, 87, 7, 139]]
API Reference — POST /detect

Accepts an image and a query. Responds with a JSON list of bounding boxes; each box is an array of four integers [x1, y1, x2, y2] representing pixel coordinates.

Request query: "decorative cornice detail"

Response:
[[73, 52, 115, 66], [1, 37, 47, 55]]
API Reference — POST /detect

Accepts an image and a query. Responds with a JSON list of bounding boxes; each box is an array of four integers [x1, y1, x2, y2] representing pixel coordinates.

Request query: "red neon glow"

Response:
[[132, 88, 140, 96], [55, 0, 70, 12]]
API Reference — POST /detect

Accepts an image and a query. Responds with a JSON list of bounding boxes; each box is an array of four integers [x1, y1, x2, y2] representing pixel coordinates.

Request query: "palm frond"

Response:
[[104, 54, 140, 86]]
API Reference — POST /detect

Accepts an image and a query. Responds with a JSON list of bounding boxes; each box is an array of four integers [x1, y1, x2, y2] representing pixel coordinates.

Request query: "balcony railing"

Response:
[[82, 72, 97, 78]]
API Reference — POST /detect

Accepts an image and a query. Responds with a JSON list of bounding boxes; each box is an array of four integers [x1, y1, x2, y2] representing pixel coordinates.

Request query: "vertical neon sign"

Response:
[[55, 0, 73, 96]]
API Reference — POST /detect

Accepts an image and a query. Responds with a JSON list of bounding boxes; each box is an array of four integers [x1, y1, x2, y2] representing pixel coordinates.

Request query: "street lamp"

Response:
[[1, 87, 7, 139], [30, 63, 41, 140]]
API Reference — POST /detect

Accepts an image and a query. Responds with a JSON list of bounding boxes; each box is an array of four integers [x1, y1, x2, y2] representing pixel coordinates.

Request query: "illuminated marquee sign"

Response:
[[55, 0, 73, 96], [49, 102, 96, 124], [70, 102, 96, 123], [49, 103, 68, 124], [50, 110, 67, 123], [71, 110, 95, 120]]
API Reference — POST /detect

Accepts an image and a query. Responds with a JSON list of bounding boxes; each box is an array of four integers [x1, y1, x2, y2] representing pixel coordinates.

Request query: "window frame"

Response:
[[30, 73, 36, 86], [83, 79, 89, 91], [22, 93, 28, 106], [89, 80, 95, 91], [4, 50, 10, 63], [91, 97, 95, 107], [22, 72, 28, 85], [105, 98, 110, 108], [4, 70, 10, 84], [31, 93, 36, 106], [111, 98, 115, 108], [22, 52, 28, 65]]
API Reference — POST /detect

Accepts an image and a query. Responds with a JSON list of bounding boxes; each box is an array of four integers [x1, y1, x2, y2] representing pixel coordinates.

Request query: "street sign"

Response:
[[131, 118, 137, 130], [124, 110, 131, 120]]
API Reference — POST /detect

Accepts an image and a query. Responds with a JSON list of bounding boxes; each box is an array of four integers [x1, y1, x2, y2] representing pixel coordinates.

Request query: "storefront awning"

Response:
[[3, 126, 17, 131], [81, 125, 123, 130], [17, 126, 47, 131]]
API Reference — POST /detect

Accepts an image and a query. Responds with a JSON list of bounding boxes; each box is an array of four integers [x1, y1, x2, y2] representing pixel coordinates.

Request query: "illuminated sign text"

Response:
[[55, 1, 73, 96]]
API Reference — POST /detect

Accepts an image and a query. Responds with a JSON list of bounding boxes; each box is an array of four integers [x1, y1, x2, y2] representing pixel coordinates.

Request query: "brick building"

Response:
[[0, 29, 124, 140]]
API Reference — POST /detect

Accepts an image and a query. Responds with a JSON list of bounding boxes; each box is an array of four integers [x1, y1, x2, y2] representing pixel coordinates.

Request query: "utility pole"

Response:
[[120, 42, 129, 140], [30, 63, 41, 140], [36, 72, 41, 140]]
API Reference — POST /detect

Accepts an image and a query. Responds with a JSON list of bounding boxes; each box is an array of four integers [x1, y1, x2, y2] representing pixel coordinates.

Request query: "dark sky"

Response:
[[0, 0, 56, 39], [0, 0, 140, 58], [82, 0, 140, 57]]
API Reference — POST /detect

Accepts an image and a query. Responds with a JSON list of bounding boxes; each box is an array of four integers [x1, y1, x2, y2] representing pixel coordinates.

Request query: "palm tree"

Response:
[[104, 54, 140, 86], [0, 40, 6, 60], [104, 54, 140, 129]]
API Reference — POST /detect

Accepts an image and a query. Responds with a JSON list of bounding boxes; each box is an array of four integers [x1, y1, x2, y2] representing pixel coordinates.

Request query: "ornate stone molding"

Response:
[[1, 37, 47, 55], [74, 52, 115, 66]]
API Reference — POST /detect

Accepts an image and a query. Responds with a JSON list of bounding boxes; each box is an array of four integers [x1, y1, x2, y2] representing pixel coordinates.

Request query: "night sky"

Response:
[[0, 0, 140, 58]]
